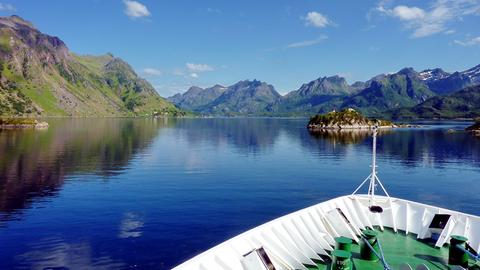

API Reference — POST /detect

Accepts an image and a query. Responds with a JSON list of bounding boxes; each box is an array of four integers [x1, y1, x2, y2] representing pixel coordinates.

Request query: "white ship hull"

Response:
[[174, 194, 480, 270], [174, 130, 479, 270]]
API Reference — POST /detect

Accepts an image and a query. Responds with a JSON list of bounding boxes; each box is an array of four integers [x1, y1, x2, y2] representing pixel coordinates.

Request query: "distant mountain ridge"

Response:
[[390, 84, 480, 119], [168, 84, 227, 111], [170, 64, 480, 117], [203, 80, 281, 115], [168, 80, 281, 115], [0, 15, 179, 116], [276, 75, 358, 113], [421, 65, 480, 95], [0, 15, 477, 119], [315, 68, 436, 115]]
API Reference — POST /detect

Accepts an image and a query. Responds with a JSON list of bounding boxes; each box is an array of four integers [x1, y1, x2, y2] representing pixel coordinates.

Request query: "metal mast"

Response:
[[352, 127, 390, 204], [368, 128, 377, 201]]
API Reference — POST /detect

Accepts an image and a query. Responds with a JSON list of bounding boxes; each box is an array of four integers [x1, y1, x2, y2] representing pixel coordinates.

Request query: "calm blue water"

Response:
[[0, 118, 479, 269]]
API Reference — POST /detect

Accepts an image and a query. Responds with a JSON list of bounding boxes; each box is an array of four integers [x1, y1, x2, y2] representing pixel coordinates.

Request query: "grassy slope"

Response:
[[277, 77, 352, 114], [1, 53, 179, 117], [317, 73, 435, 116], [389, 85, 480, 119], [0, 18, 180, 117]]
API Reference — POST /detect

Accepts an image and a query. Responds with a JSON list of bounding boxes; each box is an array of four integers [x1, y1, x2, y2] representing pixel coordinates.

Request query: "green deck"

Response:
[[306, 228, 480, 270]]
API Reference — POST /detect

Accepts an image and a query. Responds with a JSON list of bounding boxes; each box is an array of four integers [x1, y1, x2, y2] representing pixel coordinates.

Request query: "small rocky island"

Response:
[[307, 108, 395, 130], [0, 118, 49, 129], [466, 118, 480, 134]]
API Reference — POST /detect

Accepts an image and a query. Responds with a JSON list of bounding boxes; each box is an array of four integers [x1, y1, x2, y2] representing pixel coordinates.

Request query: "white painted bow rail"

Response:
[[173, 194, 480, 270]]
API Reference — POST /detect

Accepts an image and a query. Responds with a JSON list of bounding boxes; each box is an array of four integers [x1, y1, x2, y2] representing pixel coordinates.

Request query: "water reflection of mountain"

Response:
[[0, 118, 167, 218], [293, 128, 386, 160], [172, 118, 379, 155], [170, 119, 480, 168], [2, 118, 479, 219], [377, 130, 480, 167], [305, 127, 480, 167], [171, 118, 284, 154], [308, 129, 391, 145]]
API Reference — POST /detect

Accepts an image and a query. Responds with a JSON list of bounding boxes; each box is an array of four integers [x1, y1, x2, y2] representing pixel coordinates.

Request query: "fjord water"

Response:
[[0, 118, 479, 269]]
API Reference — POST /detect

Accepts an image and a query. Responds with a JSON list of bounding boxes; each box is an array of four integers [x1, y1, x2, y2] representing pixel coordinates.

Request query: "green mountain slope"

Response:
[[167, 84, 227, 111], [390, 85, 480, 119], [276, 75, 356, 114], [317, 68, 436, 116], [197, 80, 281, 115], [420, 65, 480, 95], [0, 15, 179, 117], [169, 62, 480, 117]]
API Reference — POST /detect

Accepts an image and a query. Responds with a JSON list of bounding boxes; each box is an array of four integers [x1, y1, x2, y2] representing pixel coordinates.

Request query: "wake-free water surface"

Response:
[[0, 118, 479, 269]]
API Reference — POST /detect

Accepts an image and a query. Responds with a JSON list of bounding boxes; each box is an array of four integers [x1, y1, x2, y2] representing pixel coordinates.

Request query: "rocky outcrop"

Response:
[[466, 119, 480, 134], [0, 118, 48, 129], [307, 108, 394, 130]]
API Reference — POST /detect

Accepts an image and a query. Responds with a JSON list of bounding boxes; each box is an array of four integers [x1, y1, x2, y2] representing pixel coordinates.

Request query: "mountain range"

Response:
[[1, 15, 479, 119], [389, 84, 480, 119], [169, 64, 480, 118], [0, 15, 179, 117]]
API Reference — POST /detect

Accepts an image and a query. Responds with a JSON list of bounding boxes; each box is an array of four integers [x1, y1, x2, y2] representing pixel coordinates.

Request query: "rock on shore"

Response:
[[0, 118, 49, 129], [466, 119, 480, 134]]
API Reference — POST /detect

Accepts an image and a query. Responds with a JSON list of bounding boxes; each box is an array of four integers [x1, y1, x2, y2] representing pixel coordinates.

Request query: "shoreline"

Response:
[[0, 115, 478, 121], [307, 125, 395, 131], [0, 119, 49, 129]]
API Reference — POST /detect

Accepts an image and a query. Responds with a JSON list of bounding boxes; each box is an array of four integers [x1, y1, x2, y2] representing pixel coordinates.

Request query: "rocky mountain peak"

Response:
[[397, 67, 418, 77], [212, 84, 225, 88], [418, 68, 450, 82], [294, 75, 350, 96], [230, 79, 274, 93], [323, 75, 346, 83], [236, 79, 262, 87], [1, 15, 68, 52], [351, 81, 366, 90], [185, 86, 204, 94], [0, 15, 70, 71], [0, 15, 177, 116], [0, 15, 35, 29], [462, 64, 480, 79]]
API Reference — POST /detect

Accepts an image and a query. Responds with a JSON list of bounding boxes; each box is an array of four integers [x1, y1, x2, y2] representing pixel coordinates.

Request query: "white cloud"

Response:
[[454, 36, 480, 46], [142, 68, 162, 76], [375, 0, 480, 38], [171, 63, 214, 79], [118, 212, 144, 239], [206, 7, 221, 14], [391, 5, 426, 20], [15, 240, 125, 269], [304, 11, 332, 28], [286, 35, 328, 49], [0, 3, 15, 11], [186, 63, 214, 72], [123, 0, 150, 19]]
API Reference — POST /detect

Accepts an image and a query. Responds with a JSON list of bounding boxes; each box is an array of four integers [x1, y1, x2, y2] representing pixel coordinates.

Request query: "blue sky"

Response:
[[2, 0, 480, 96]]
